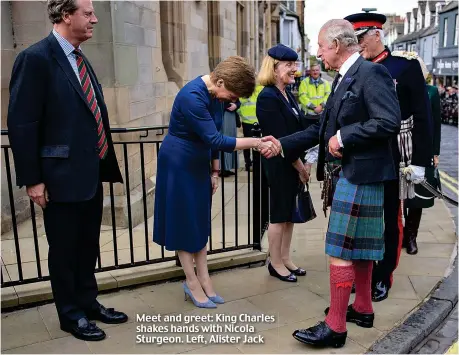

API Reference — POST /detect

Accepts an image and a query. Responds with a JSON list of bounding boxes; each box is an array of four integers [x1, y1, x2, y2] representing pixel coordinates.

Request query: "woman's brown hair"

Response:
[[211, 56, 256, 98]]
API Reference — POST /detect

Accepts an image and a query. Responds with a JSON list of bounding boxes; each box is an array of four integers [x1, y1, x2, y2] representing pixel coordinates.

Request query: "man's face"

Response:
[[317, 30, 338, 70], [310, 66, 320, 79], [358, 31, 380, 59], [64, 0, 98, 43]]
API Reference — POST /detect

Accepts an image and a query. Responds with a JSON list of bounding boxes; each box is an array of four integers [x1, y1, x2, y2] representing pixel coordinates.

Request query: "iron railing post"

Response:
[[251, 123, 262, 251]]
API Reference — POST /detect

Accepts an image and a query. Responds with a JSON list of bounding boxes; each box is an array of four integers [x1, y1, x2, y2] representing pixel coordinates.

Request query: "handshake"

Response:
[[255, 136, 282, 158]]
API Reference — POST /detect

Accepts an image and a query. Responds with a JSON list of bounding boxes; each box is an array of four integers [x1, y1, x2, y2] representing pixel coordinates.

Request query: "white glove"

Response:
[[305, 145, 319, 163], [403, 165, 425, 184]]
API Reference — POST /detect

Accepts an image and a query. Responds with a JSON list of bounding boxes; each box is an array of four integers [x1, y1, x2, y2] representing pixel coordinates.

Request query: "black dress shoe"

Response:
[[268, 263, 297, 282], [372, 281, 390, 302], [292, 321, 346, 348], [60, 317, 106, 341], [86, 304, 128, 324], [286, 266, 307, 276], [406, 238, 418, 255], [324, 304, 374, 328]]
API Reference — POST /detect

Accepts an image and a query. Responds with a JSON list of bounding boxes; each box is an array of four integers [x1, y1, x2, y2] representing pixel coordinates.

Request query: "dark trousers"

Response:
[[404, 207, 423, 235], [373, 179, 402, 286], [43, 184, 103, 325], [242, 122, 259, 168]]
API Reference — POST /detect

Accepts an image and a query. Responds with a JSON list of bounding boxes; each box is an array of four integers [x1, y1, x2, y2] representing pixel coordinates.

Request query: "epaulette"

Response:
[[391, 50, 419, 60]]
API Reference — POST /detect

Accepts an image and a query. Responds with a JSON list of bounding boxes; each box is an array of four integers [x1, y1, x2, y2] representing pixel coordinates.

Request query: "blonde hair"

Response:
[[211, 56, 256, 98], [257, 55, 278, 86]]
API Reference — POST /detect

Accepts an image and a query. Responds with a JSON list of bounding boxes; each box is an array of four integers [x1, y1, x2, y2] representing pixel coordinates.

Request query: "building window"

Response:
[[443, 18, 448, 47], [423, 38, 427, 60], [454, 14, 458, 46]]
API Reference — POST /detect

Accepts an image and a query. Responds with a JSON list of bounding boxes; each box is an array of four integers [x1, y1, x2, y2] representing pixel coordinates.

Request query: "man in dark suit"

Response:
[[262, 19, 402, 348], [7, 0, 127, 341], [344, 12, 432, 302]]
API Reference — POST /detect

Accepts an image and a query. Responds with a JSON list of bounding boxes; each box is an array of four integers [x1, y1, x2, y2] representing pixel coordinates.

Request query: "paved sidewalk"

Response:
[[1, 179, 457, 354], [411, 305, 458, 354]]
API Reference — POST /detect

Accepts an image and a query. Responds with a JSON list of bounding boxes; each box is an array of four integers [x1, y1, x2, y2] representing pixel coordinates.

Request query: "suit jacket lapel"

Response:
[[46, 33, 92, 112], [274, 86, 298, 119], [332, 56, 363, 113]]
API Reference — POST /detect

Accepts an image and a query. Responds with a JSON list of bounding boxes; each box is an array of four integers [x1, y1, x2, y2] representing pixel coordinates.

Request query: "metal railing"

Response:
[[0, 125, 269, 288]]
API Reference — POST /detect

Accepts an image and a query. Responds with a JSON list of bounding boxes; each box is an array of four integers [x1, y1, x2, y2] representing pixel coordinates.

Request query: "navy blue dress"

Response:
[[153, 77, 236, 253]]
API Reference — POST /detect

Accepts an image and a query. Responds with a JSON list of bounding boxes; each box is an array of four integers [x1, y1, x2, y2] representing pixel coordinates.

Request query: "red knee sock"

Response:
[[325, 264, 355, 333], [352, 260, 374, 314]]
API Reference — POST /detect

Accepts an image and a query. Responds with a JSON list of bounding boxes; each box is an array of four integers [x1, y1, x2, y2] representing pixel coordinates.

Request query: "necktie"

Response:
[[74, 49, 108, 159], [331, 73, 342, 93]]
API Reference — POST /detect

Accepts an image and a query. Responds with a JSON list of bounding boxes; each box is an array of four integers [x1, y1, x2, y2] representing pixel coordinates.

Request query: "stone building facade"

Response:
[[1, 1, 303, 234]]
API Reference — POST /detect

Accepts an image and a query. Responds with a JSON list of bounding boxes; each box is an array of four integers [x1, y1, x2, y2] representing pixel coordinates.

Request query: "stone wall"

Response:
[[1, 0, 284, 234]]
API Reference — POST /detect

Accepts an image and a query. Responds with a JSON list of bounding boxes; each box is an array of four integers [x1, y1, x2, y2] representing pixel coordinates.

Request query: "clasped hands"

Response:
[[256, 137, 282, 158], [259, 135, 342, 159]]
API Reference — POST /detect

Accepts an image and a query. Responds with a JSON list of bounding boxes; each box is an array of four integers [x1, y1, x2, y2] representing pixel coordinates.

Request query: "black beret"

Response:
[[344, 12, 386, 36], [267, 44, 298, 61]]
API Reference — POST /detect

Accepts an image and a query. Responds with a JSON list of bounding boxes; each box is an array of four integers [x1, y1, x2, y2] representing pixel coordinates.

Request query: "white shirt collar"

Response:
[[338, 52, 360, 78]]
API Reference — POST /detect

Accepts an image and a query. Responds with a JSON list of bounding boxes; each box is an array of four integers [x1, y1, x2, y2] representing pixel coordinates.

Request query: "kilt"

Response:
[[325, 172, 385, 261]]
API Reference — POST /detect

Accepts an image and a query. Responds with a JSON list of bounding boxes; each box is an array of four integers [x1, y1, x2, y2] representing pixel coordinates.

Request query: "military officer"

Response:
[[344, 11, 432, 302]]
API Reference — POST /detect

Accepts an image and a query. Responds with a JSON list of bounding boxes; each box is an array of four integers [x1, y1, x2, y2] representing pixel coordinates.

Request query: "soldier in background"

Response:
[[345, 11, 432, 302]]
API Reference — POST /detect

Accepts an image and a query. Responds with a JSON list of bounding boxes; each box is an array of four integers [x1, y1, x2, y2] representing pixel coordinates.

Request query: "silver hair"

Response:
[[367, 29, 385, 41], [320, 19, 360, 53], [47, 0, 79, 24]]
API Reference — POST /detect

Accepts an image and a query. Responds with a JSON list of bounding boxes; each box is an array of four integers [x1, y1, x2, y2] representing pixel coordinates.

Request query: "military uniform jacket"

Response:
[[375, 48, 433, 168]]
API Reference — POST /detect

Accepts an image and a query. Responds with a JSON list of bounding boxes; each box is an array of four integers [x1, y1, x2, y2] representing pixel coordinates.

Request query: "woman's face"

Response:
[[275, 61, 297, 86], [212, 79, 238, 102]]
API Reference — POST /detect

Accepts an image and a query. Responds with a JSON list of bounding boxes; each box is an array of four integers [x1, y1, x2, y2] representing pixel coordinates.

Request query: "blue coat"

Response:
[[153, 77, 236, 253], [281, 56, 402, 185], [7, 33, 122, 202]]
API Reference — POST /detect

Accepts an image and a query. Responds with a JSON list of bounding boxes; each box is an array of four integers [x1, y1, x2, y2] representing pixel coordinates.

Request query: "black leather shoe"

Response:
[[406, 237, 418, 255], [372, 281, 390, 302], [324, 304, 374, 328], [292, 321, 346, 348], [86, 304, 128, 324], [268, 263, 297, 282], [286, 266, 307, 276], [60, 317, 106, 341]]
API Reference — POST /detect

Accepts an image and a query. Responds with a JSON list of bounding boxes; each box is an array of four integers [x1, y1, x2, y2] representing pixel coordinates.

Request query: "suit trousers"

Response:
[[373, 179, 402, 285], [43, 183, 103, 324]]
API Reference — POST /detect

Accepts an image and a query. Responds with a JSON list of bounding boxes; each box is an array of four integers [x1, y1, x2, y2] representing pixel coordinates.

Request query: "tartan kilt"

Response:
[[325, 172, 385, 261]]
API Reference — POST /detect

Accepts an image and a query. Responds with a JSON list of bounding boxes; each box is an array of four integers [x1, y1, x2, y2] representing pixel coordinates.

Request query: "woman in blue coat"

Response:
[[153, 56, 278, 309]]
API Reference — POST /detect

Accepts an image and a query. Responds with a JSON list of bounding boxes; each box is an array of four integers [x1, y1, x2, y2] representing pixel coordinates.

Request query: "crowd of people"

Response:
[[6, 0, 445, 349], [439, 84, 458, 125]]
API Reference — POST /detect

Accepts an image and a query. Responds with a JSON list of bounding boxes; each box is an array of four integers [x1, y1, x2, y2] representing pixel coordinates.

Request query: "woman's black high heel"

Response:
[[268, 263, 297, 282], [286, 266, 307, 276]]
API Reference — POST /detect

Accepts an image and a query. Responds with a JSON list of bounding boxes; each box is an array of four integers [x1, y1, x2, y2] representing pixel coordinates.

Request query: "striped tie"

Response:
[[74, 49, 108, 159]]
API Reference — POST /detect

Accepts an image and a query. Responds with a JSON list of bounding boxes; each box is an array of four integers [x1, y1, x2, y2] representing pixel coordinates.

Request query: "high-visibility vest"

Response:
[[237, 85, 264, 124], [298, 77, 331, 115]]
